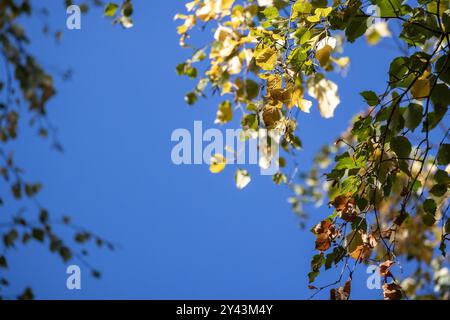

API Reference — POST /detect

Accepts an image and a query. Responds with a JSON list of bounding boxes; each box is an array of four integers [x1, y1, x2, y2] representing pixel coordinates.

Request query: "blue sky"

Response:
[[1, 1, 402, 299]]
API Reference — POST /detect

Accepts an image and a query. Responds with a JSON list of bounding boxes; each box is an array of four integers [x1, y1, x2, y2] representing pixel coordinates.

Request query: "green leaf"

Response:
[[431, 84, 450, 108], [390, 136, 411, 158], [176, 63, 187, 75], [325, 252, 335, 270], [11, 181, 21, 199], [191, 49, 206, 62], [122, 2, 133, 17], [374, 0, 402, 17], [422, 213, 436, 226], [25, 183, 42, 197], [184, 67, 197, 79], [237, 79, 259, 100], [17, 287, 34, 300], [360, 91, 379, 106], [104, 3, 118, 17], [293, 1, 312, 14], [32, 228, 45, 242], [273, 172, 287, 185], [356, 197, 368, 211], [299, 29, 311, 44], [0, 255, 7, 268], [59, 247, 72, 262], [423, 198, 436, 215], [351, 216, 367, 231], [92, 270, 102, 278], [437, 144, 450, 165], [394, 211, 409, 226], [389, 57, 409, 88], [333, 246, 346, 264], [435, 55, 450, 84], [215, 100, 232, 124], [3, 229, 18, 247], [430, 184, 447, 197], [39, 209, 49, 224], [184, 92, 197, 105], [309, 253, 324, 283], [345, 17, 368, 42], [241, 114, 258, 131], [410, 180, 422, 192], [398, 159, 411, 176], [403, 103, 423, 132], [434, 170, 449, 184], [263, 7, 279, 19]]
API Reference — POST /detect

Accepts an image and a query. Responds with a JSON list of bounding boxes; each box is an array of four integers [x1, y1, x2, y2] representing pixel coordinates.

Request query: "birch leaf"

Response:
[[235, 169, 251, 190], [307, 77, 340, 118], [254, 46, 277, 71], [210, 154, 226, 173]]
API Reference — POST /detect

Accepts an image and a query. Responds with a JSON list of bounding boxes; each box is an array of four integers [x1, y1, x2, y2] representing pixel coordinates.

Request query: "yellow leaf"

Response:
[[218, 39, 238, 58], [221, 81, 233, 95], [333, 57, 350, 69], [215, 101, 233, 124], [316, 7, 332, 17], [177, 25, 188, 35], [411, 75, 430, 99], [221, 0, 235, 11], [214, 25, 233, 42], [307, 7, 332, 22], [316, 44, 332, 67], [254, 46, 277, 71], [210, 154, 227, 173], [288, 87, 302, 109], [266, 74, 282, 90], [365, 22, 391, 46], [196, 1, 214, 21], [306, 14, 320, 22], [185, 0, 199, 12]]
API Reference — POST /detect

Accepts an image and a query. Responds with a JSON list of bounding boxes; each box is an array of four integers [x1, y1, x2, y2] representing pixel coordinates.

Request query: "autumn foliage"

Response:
[[175, 0, 450, 299]]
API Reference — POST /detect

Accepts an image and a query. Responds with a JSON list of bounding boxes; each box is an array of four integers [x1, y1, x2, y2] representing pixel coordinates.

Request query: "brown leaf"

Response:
[[394, 211, 408, 226], [330, 279, 351, 300], [330, 195, 349, 211], [330, 288, 336, 300], [382, 283, 403, 300], [343, 279, 351, 297], [330, 195, 356, 221], [364, 233, 378, 249], [313, 220, 332, 234], [347, 230, 372, 261], [380, 260, 394, 277], [314, 220, 339, 252], [339, 210, 356, 222], [262, 106, 281, 129], [315, 233, 331, 252], [349, 244, 371, 261]]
